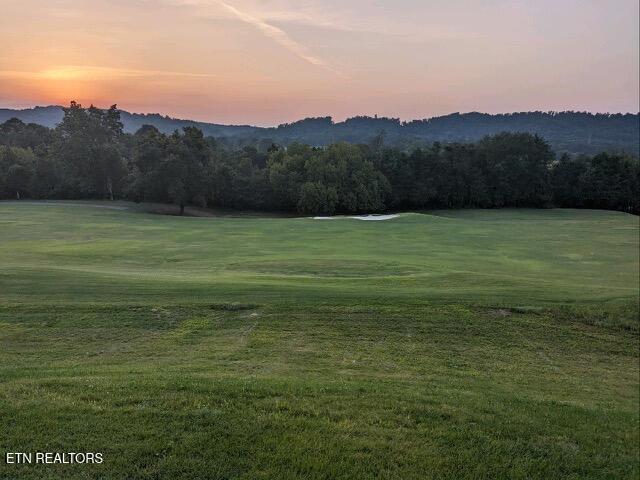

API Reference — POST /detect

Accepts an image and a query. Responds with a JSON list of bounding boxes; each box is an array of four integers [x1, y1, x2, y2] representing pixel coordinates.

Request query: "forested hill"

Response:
[[1, 106, 638, 155], [0, 106, 257, 138]]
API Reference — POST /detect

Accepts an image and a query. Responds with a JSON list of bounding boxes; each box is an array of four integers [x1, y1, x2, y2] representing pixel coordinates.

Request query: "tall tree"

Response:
[[130, 125, 167, 202], [162, 127, 210, 214], [53, 102, 127, 199]]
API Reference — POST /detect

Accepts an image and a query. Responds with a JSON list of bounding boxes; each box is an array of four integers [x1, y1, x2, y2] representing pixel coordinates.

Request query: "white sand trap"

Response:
[[349, 214, 399, 221], [312, 214, 400, 221]]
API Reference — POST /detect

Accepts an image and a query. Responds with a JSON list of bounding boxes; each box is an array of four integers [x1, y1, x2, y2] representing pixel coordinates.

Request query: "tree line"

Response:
[[0, 103, 638, 215]]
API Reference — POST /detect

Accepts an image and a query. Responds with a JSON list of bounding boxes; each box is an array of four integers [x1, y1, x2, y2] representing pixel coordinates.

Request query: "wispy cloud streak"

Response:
[[0, 66, 218, 80], [214, 1, 340, 74]]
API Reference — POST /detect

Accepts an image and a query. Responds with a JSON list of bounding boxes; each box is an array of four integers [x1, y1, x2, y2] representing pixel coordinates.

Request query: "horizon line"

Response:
[[1, 103, 639, 129]]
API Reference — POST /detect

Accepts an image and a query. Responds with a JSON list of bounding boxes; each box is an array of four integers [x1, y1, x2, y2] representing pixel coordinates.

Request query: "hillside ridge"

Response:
[[1, 105, 638, 154]]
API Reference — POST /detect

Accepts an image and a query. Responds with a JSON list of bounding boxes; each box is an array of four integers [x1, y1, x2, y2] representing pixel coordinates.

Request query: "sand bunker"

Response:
[[313, 214, 400, 221], [350, 214, 399, 221]]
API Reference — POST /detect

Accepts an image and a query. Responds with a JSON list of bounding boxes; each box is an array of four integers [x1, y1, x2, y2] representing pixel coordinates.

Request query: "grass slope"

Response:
[[0, 202, 638, 479]]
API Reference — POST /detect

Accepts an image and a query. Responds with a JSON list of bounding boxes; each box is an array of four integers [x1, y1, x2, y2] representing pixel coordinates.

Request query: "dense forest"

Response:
[[1, 105, 638, 156], [0, 103, 638, 215]]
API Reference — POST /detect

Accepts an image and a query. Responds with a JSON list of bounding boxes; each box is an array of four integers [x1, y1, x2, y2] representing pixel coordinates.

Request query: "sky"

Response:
[[1, 0, 638, 125]]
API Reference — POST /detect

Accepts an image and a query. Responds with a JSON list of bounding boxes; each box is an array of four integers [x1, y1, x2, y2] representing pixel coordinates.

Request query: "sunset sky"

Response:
[[1, 0, 638, 125]]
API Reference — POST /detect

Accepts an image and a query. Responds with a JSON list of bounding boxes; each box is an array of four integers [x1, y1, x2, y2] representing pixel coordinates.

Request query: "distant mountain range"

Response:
[[1, 105, 638, 155]]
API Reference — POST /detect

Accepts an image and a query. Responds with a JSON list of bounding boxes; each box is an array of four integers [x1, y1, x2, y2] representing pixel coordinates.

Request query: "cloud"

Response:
[[218, 1, 334, 69], [163, 0, 341, 74], [0, 66, 218, 81], [232, 3, 358, 32]]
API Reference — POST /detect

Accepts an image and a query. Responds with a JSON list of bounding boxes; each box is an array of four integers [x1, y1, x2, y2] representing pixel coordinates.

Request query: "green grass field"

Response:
[[1, 202, 638, 479]]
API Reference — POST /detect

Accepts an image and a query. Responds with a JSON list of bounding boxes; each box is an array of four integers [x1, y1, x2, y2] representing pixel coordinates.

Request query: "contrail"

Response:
[[216, 0, 340, 75]]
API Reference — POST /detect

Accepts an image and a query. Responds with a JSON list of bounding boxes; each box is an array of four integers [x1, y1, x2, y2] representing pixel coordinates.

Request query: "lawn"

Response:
[[0, 202, 638, 479]]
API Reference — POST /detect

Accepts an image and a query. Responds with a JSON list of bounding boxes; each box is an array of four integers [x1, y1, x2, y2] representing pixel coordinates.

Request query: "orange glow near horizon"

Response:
[[1, 0, 638, 125]]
